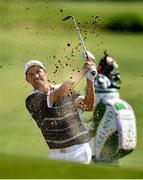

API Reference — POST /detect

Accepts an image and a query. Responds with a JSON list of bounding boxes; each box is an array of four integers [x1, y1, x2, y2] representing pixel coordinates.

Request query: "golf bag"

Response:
[[89, 53, 137, 161], [90, 88, 137, 161]]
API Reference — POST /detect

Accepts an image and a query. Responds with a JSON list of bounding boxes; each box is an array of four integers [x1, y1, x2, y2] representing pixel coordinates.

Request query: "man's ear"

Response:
[[44, 69, 48, 75], [44, 69, 47, 73], [26, 76, 30, 83]]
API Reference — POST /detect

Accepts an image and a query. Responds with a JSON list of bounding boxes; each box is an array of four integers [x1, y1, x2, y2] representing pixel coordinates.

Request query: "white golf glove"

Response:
[[84, 50, 95, 60], [86, 65, 97, 81]]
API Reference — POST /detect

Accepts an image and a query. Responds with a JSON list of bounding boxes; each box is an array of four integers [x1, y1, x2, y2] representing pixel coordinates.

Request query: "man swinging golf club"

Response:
[[25, 53, 97, 164], [25, 15, 98, 164]]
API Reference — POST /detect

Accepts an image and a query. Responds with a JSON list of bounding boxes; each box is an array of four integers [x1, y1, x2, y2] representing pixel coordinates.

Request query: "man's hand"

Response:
[[83, 59, 95, 72], [83, 50, 97, 80], [83, 60, 97, 82], [84, 50, 95, 61], [86, 65, 97, 81]]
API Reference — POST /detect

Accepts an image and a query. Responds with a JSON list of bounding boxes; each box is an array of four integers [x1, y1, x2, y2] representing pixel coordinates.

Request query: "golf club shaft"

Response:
[[72, 16, 96, 75], [72, 17, 88, 59], [63, 15, 96, 76]]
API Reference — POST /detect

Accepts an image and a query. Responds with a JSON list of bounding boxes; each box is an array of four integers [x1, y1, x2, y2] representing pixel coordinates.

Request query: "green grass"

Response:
[[1, 154, 143, 179], [0, 0, 143, 178]]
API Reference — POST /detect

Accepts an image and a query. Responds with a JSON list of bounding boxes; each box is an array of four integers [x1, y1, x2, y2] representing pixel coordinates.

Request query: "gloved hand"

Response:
[[83, 50, 95, 60], [86, 65, 97, 81], [83, 50, 97, 81]]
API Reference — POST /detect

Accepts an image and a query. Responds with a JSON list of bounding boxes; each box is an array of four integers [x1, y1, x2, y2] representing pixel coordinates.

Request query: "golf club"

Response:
[[63, 15, 97, 76]]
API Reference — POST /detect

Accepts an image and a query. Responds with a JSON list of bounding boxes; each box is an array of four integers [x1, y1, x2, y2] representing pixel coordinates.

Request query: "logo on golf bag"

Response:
[[92, 98, 137, 161]]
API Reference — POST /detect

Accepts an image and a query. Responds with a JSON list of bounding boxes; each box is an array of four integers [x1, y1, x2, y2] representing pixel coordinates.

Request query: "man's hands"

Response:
[[80, 51, 96, 111], [83, 51, 97, 81], [84, 50, 95, 61], [86, 65, 97, 81]]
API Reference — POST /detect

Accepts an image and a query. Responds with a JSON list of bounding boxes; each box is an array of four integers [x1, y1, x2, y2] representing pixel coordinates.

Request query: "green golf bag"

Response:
[[90, 88, 137, 161]]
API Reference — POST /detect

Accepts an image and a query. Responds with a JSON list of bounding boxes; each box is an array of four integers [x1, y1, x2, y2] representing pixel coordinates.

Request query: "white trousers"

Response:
[[48, 142, 92, 164]]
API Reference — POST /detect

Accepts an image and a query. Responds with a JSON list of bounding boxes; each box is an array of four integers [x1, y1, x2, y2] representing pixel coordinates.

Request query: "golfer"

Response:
[[25, 54, 96, 164]]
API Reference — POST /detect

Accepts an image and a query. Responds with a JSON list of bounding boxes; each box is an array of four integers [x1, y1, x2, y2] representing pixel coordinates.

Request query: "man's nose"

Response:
[[34, 73, 39, 79]]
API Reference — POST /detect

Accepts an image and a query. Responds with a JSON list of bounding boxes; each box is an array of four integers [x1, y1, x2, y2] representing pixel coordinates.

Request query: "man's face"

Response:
[[26, 65, 48, 90]]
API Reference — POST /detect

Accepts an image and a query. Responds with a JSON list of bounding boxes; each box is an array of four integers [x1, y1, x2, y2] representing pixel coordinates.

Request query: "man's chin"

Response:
[[34, 81, 45, 90]]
